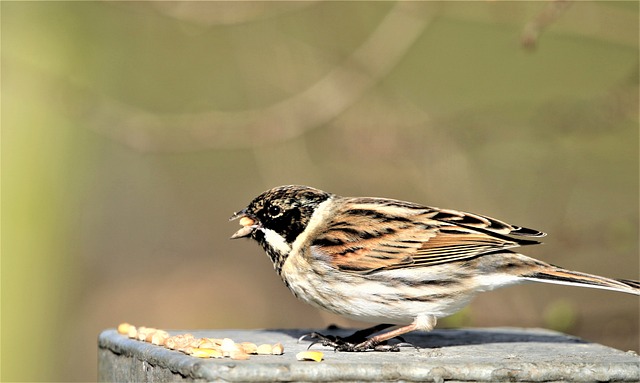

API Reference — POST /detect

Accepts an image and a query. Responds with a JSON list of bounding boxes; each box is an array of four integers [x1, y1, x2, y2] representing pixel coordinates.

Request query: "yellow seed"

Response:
[[117, 323, 133, 335], [240, 342, 258, 354], [199, 340, 218, 349], [190, 348, 221, 358], [206, 348, 225, 358], [256, 344, 273, 355], [271, 343, 284, 355], [239, 216, 255, 226], [296, 351, 324, 362]]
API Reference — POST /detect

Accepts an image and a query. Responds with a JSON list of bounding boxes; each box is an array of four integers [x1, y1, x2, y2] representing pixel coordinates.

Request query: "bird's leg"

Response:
[[350, 315, 437, 352], [301, 323, 395, 350], [341, 323, 396, 343], [350, 323, 418, 351]]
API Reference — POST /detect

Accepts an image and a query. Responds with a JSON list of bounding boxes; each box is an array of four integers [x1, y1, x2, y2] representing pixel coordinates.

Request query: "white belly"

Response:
[[279, 254, 478, 325]]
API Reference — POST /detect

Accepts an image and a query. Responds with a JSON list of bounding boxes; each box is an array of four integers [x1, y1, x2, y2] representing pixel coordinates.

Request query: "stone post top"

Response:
[[98, 327, 640, 382]]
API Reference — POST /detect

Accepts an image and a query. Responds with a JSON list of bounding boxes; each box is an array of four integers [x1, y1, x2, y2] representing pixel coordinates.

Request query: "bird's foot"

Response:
[[299, 331, 412, 352]]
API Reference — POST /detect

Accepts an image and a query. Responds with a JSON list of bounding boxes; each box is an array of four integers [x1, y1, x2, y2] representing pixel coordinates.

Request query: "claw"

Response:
[[297, 334, 311, 343], [306, 337, 340, 351], [306, 342, 318, 350]]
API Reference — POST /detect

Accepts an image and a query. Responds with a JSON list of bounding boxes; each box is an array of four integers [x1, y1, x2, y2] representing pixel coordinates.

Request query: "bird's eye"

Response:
[[267, 205, 282, 217]]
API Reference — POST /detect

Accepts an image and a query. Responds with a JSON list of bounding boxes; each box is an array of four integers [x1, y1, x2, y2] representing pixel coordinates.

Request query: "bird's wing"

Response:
[[309, 198, 545, 273]]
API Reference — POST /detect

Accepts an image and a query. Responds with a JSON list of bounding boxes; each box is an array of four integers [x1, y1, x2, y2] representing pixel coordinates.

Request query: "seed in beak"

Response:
[[231, 215, 258, 239], [239, 216, 255, 227]]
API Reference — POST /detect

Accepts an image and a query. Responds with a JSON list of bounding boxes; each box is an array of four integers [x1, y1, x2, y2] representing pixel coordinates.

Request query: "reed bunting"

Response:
[[230, 185, 639, 351]]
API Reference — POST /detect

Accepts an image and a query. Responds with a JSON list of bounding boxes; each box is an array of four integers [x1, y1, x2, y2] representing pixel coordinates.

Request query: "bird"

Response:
[[230, 185, 639, 351]]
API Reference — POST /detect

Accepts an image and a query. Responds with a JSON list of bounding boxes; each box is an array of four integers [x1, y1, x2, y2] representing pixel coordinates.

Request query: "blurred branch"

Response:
[[68, 2, 434, 153], [521, 0, 573, 50], [148, 2, 317, 26], [438, 2, 636, 49]]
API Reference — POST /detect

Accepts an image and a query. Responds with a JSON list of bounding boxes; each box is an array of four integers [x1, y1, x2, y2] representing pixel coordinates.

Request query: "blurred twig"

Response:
[[521, 0, 572, 50], [67, 2, 434, 153], [149, 2, 317, 26]]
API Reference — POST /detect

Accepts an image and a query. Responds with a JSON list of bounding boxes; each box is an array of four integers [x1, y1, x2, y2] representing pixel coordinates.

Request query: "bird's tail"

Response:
[[522, 267, 639, 296]]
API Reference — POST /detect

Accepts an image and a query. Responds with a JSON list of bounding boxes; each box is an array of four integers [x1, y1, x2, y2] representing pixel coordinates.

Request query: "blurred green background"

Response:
[[2, 1, 638, 381]]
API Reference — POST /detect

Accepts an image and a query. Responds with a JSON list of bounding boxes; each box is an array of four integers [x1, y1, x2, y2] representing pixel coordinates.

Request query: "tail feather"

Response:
[[617, 278, 640, 290], [523, 268, 639, 296]]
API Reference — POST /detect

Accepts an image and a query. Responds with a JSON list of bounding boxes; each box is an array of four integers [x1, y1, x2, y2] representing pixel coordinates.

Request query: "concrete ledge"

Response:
[[98, 327, 640, 382]]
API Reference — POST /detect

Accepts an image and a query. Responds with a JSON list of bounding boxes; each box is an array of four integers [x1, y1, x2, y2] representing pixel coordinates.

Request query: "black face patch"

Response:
[[245, 185, 332, 245]]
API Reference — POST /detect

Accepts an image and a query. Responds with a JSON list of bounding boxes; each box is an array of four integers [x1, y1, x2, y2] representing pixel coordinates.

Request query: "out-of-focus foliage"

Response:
[[2, 2, 638, 381], [543, 299, 579, 333]]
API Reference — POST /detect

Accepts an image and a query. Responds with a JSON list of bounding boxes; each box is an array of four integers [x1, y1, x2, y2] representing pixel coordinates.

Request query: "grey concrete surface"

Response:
[[98, 327, 640, 382]]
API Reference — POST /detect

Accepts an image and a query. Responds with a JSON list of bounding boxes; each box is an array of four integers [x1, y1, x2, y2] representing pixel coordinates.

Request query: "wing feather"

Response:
[[309, 197, 545, 273]]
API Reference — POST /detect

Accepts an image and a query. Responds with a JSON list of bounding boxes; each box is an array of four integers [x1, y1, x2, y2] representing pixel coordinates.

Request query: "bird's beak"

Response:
[[229, 209, 258, 239]]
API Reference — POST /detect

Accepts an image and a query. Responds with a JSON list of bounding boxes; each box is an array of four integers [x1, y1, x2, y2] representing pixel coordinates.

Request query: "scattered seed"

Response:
[[189, 338, 206, 348], [127, 325, 138, 339], [296, 351, 324, 362], [117, 323, 133, 335], [164, 337, 177, 350], [199, 340, 218, 349], [116, 323, 285, 361], [256, 344, 273, 355], [271, 343, 284, 355], [190, 348, 224, 358], [220, 338, 237, 355], [151, 330, 170, 346], [137, 327, 155, 342], [182, 334, 195, 342], [240, 342, 258, 354], [182, 346, 195, 355]]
